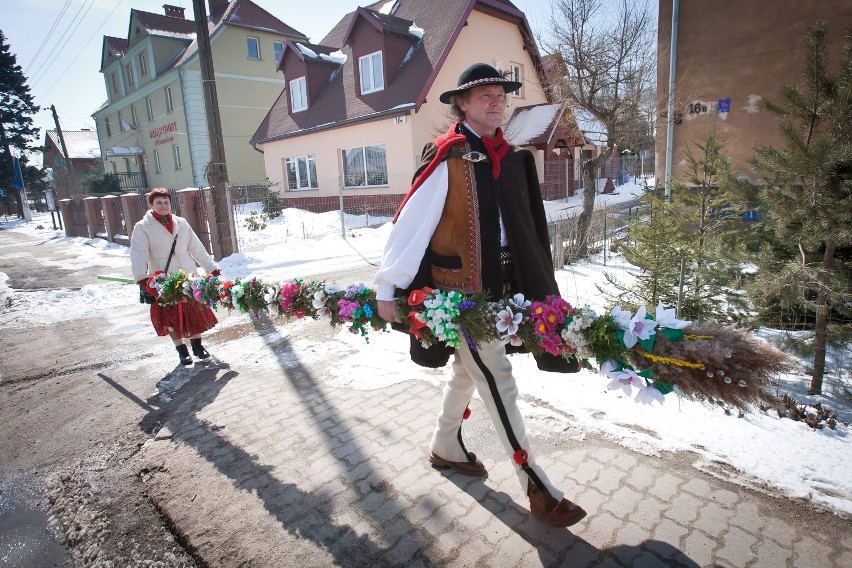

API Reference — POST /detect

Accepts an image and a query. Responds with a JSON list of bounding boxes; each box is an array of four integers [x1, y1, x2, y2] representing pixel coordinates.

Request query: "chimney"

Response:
[[163, 4, 185, 18], [208, 0, 230, 20]]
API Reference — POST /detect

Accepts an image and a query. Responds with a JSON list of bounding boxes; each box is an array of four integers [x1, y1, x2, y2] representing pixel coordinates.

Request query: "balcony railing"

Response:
[[114, 172, 147, 191]]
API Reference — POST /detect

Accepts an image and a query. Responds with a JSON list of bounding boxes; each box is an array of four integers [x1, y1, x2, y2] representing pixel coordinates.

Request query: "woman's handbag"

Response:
[[139, 236, 177, 304]]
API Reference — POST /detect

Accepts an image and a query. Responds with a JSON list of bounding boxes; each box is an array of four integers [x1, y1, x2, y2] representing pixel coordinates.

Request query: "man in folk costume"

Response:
[[375, 63, 587, 528]]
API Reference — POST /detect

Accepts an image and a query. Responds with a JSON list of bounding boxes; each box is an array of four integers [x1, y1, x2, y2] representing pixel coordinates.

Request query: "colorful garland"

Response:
[[148, 270, 792, 408]]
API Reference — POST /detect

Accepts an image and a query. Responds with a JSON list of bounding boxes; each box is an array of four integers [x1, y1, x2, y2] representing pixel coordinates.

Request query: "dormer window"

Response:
[[111, 72, 119, 94], [290, 77, 307, 112], [139, 53, 148, 76], [358, 51, 384, 94], [273, 41, 284, 64]]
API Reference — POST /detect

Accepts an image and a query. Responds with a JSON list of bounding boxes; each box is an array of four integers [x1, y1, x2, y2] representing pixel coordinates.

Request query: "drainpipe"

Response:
[[664, 0, 679, 200]]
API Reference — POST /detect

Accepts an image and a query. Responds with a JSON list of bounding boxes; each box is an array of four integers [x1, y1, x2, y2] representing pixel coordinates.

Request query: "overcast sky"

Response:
[[2, 0, 565, 141]]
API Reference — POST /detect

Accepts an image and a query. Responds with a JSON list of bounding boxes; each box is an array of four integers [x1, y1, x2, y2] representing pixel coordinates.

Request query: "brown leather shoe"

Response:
[[429, 452, 486, 476], [528, 480, 587, 528]]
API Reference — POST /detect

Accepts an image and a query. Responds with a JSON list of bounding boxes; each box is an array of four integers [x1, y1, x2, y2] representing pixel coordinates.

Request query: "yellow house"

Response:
[[92, 0, 306, 192], [251, 0, 578, 212]]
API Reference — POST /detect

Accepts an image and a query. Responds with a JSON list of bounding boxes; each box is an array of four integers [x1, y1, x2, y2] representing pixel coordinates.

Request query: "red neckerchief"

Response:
[[152, 211, 174, 234], [481, 128, 509, 179]]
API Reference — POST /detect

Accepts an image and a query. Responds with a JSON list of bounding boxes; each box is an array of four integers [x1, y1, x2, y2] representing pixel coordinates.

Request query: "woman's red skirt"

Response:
[[150, 300, 218, 337]]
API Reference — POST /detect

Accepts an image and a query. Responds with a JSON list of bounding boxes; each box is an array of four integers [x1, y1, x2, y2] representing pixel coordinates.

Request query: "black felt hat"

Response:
[[439, 63, 522, 104]]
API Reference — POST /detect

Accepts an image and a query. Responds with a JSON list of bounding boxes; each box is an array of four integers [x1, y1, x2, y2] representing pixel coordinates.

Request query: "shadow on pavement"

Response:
[[445, 472, 701, 567]]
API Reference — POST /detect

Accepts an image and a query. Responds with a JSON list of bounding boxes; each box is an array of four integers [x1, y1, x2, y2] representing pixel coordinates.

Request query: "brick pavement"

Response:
[[140, 320, 852, 567]]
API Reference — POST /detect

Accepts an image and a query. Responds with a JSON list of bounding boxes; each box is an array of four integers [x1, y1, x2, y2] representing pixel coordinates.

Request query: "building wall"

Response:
[[656, 0, 852, 182], [94, 18, 299, 192], [259, 8, 550, 200]]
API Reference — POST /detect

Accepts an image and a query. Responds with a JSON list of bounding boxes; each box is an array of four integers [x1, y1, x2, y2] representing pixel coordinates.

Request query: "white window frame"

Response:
[[165, 86, 174, 112], [273, 41, 284, 64], [104, 117, 112, 138], [342, 144, 388, 188], [154, 149, 162, 173], [125, 63, 135, 86], [358, 51, 384, 94], [173, 144, 182, 170], [139, 53, 148, 76], [145, 96, 154, 121], [131, 104, 139, 127], [247, 36, 260, 60], [509, 63, 523, 98], [289, 76, 307, 112], [111, 72, 119, 94], [284, 155, 318, 191]]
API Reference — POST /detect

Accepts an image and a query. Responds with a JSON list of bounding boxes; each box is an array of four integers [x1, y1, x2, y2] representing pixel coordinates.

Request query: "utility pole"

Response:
[[192, 0, 234, 258], [50, 105, 79, 198]]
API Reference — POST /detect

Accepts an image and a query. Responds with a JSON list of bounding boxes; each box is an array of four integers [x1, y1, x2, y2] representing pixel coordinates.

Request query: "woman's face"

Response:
[[151, 196, 171, 216]]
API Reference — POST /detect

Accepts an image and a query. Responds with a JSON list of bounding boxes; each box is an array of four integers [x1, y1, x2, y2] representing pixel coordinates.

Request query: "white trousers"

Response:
[[429, 339, 564, 501]]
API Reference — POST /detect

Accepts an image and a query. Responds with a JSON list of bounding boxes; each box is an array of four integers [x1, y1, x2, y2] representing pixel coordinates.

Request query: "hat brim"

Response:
[[439, 78, 523, 104]]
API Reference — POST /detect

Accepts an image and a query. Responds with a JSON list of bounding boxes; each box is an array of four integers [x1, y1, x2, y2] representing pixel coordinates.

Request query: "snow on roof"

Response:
[[47, 130, 101, 159], [296, 43, 318, 58], [571, 106, 608, 146], [505, 104, 558, 146], [378, 1, 398, 15], [320, 50, 347, 64], [408, 23, 424, 38]]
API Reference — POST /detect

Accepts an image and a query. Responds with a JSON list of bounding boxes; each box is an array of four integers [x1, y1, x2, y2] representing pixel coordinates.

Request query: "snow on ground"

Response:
[[2, 195, 850, 517]]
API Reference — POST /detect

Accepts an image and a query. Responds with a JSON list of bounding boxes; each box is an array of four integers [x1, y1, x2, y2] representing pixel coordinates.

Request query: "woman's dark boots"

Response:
[[190, 338, 210, 359], [176, 344, 193, 365]]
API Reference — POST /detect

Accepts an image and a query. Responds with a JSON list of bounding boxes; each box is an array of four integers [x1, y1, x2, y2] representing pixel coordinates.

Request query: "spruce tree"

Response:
[[0, 29, 40, 217], [745, 22, 852, 394]]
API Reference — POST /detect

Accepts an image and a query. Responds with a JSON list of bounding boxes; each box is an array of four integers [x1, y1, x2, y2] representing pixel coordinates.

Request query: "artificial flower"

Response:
[[635, 384, 665, 405], [655, 302, 691, 329], [496, 306, 522, 335], [619, 305, 657, 349]]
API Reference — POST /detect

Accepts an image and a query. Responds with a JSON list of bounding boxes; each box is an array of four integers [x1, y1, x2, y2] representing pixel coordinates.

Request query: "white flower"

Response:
[[501, 333, 523, 346], [509, 293, 530, 309], [611, 306, 632, 329], [619, 305, 657, 349], [635, 384, 665, 405], [311, 290, 327, 310], [601, 360, 642, 395], [325, 283, 343, 294], [496, 306, 522, 335], [316, 306, 332, 321], [655, 302, 691, 329]]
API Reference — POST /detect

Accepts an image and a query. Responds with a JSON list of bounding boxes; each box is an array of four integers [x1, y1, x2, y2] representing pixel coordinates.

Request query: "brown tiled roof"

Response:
[[219, 0, 306, 37], [252, 0, 541, 145], [105, 36, 127, 55], [160, 0, 308, 73], [132, 8, 196, 40]]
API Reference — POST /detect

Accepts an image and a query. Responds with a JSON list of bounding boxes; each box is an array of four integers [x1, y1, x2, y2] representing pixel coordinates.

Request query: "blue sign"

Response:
[[718, 98, 731, 113], [0, 188, 6, 198], [12, 156, 24, 190]]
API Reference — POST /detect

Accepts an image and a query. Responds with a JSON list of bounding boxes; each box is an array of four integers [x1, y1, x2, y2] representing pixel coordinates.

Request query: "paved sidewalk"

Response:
[[139, 320, 852, 567]]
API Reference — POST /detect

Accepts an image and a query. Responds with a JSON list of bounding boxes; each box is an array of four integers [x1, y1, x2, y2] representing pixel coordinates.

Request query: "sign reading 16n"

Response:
[[687, 101, 709, 115]]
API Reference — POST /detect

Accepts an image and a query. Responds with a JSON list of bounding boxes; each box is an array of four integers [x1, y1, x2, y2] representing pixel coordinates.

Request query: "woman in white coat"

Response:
[[131, 188, 220, 365]]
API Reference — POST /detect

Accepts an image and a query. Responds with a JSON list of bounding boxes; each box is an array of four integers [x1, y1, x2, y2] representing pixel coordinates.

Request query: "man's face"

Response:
[[458, 85, 506, 137]]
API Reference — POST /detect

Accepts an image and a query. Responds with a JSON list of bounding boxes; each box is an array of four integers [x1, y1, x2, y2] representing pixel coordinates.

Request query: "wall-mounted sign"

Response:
[[394, 116, 406, 125], [718, 98, 731, 113], [149, 121, 178, 147]]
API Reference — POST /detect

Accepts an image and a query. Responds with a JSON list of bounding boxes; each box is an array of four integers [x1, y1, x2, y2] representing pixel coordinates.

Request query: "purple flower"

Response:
[[459, 300, 477, 311], [338, 299, 359, 319]]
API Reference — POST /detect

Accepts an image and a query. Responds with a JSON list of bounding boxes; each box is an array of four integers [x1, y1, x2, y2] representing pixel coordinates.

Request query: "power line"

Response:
[[38, 0, 127, 100], [29, 0, 96, 88], [24, 0, 73, 73]]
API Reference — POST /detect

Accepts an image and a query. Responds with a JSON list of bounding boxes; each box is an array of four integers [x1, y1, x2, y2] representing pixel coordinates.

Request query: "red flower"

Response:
[[223, 281, 233, 291], [408, 289, 426, 305], [407, 311, 427, 329], [145, 270, 164, 295], [513, 449, 528, 465], [294, 309, 305, 318], [463, 407, 472, 420]]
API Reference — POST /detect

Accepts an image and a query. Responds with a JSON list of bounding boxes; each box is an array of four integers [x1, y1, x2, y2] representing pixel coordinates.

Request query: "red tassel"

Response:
[[463, 407, 471, 420], [513, 449, 528, 465]]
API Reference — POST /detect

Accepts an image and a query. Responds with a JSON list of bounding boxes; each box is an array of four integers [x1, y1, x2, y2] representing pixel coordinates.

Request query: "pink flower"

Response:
[[338, 299, 359, 319], [538, 333, 563, 357]]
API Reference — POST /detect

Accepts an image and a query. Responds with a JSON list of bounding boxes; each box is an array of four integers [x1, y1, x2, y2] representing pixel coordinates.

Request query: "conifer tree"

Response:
[[0, 29, 40, 217], [744, 22, 852, 394]]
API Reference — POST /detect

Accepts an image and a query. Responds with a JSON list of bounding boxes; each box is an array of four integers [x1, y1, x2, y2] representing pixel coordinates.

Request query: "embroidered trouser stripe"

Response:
[[469, 348, 548, 493]]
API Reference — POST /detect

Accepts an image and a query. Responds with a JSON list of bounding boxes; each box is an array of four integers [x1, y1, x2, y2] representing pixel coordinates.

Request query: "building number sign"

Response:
[[687, 101, 709, 115]]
